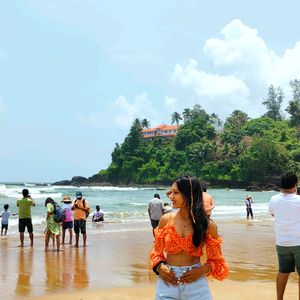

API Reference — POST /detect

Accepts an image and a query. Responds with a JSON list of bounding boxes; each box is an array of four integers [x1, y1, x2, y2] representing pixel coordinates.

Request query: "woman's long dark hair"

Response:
[[176, 176, 208, 247], [45, 197, 55, 208]]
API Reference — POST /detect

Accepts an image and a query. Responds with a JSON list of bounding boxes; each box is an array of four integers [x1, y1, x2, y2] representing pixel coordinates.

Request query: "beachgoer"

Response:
[[148, 193, 164, 237], [202, 186, 215, 219], [163, 202, 172, 214], [16, 189, 35, 247], [61, 195, 73, 244], [44, 198, 61, 252], [269, 172, 300, 300], [72, 191, 90, 247], [0, 204, 18, 236], [150, 176, 229, 300], [92, 205, 104, 222], [245, 194, 253, 220]]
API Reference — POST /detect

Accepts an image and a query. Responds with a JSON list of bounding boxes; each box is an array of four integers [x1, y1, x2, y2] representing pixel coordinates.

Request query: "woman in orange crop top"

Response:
[[150, 176, 229, 300]]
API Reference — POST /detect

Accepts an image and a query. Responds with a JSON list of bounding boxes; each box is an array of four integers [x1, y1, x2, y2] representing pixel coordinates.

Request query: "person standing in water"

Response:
[[61, 195, 73, 244], [245, 195, 253, 220], [148, 193, 164, 237], [16, 189, 35, 247]]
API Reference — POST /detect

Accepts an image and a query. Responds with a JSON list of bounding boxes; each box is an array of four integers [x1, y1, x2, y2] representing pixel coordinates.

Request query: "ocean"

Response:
[[0, 183, 277, 236]]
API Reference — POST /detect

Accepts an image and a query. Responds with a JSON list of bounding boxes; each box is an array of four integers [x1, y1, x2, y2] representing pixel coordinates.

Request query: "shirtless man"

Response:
[[202, 187, 215, 218]]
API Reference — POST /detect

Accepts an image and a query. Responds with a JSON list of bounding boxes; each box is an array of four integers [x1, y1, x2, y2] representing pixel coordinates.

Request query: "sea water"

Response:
[[0, 183, 277, 236]]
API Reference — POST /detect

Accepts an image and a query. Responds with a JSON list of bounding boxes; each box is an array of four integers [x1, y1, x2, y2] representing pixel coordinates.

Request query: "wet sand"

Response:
[[0, 220, 298, 299]]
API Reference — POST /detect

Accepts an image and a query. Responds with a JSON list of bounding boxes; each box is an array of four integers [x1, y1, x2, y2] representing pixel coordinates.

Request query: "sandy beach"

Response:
[[1, 220, 298, 299]]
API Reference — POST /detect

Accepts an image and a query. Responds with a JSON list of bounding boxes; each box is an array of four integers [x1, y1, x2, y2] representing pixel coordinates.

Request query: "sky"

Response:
[[1, 0, 300, 182]]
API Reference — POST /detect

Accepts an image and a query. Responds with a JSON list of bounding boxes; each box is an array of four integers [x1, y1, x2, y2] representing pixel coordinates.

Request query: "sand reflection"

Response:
[[15, 249, 33, 296], [73, 248, 89, 289]]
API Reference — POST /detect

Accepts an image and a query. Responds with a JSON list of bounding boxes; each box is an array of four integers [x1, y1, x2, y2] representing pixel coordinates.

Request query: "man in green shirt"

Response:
[[16, 189, 35, 247]]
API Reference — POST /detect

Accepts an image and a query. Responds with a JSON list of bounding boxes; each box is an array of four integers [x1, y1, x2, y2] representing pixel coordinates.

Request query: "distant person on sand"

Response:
[[61, 195, 73, 244], [148, 193, 164, 237], [92, 205, 104, 222], [150, 176, 229, 299], [163, 202, 172, 214], [72, 191, 90, 247], [202, 186, 215, 219], [0, 204, 18, 236], [269, 172, 300, 300], [16, 189, 35, 247], [44, 198, 61, 252], [245, 194, 253, 220]]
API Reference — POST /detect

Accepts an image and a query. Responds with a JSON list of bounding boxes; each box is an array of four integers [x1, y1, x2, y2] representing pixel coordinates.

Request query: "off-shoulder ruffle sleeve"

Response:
[[205, 233, 229, 280], [150, 227, 167, 268]]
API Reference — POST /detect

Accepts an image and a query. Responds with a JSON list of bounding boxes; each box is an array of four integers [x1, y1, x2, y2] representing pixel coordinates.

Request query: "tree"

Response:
[[182, 108, 192, 123], [221, 110, 249, 145], [262, 85, 284, 121], [209, 113, 222, 131], [286, 79, 300, 127], [171, 111, 182, 126], [239, 137, 288, 181], [141, 118, 150, 128]]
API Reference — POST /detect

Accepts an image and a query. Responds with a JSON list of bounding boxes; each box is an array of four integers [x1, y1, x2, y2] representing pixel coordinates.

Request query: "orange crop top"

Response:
[[150, 216, 229, 280]]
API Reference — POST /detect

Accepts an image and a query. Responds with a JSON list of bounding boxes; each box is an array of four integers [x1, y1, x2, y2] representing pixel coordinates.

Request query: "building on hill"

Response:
[[141, 124, 179, 141]]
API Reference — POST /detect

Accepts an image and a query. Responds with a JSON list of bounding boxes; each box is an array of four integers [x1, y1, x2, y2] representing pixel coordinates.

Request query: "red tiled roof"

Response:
[[141, 124, 178, 133]]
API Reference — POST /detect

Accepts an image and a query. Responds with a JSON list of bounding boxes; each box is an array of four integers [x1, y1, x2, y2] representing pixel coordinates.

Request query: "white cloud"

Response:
[[171, 19, 300, 119], [164, 96, 179, 113], [78, 93, 161, 130]]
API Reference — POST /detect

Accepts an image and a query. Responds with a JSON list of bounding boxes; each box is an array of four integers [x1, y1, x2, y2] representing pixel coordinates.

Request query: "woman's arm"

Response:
[[205, 221, 229, 280]]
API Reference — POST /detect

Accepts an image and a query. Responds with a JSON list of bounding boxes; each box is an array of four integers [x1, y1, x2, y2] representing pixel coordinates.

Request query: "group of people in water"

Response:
[[0, 189, 104, 251]]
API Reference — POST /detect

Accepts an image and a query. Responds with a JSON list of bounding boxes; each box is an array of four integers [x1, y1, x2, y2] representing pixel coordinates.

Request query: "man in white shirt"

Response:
[[148, 194, 164, 237], [269, 173, 300, 300]]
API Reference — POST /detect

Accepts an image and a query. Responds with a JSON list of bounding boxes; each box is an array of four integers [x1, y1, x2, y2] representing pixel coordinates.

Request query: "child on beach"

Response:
[[44, 198, 61, 252], [150, 176, 228, 300], [61, 195, 73, 244], [0, 204, 18, 236], [92, 205, 104, 222]]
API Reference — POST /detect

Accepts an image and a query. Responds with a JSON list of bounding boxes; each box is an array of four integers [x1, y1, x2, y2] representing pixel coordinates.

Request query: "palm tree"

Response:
[[182, 108, 191, 123], [171, 112, 182, 126], [141, 118, 150, 128]]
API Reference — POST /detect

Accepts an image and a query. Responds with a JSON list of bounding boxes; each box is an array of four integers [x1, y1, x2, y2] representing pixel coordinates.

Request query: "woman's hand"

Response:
[[178, 265, 209, 284], [158, 264, 178, 286]]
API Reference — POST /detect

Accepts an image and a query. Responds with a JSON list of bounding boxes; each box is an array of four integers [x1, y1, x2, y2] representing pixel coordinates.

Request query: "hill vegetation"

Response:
[[96, 80, 300, 186]]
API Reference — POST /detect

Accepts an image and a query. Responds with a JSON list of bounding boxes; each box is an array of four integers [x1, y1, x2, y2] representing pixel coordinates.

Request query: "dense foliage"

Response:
[[98, 83, 300, 185]]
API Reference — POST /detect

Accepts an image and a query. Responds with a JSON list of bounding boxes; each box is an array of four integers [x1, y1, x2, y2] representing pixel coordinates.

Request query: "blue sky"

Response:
[[1, 0, 300, 182]]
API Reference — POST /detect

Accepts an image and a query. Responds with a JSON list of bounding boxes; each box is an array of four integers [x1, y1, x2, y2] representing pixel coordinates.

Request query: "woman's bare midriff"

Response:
[[166, 252, 200, 266]]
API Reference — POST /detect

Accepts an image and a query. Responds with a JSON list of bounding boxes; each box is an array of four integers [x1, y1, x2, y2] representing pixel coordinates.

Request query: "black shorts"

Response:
[[62, 221, 73, 230], [276, 245, 300, 274], [18, 218, 33, 233], [150, 219, 159, 229], [1, 224, 8, 230], [74, 219, 86, 234]]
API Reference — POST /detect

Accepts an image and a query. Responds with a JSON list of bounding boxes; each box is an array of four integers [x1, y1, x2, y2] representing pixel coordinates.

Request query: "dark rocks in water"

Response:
[[52, 180, 72, 186], [246, 183, 280, 192], [52, 176, 87, 186], [71, 176, 87, 184]]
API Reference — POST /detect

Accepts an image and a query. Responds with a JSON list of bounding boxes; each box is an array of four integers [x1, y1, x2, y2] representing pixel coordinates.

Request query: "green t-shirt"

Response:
[[17, 197, 35, 219]]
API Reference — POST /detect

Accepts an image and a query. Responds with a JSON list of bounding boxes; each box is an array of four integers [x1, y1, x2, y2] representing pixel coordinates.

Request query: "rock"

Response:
[[52, 180, 72, 186]]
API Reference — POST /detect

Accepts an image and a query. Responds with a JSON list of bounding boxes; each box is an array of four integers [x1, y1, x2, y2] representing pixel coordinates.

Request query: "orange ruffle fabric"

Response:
[[150, 220, 229, 281]]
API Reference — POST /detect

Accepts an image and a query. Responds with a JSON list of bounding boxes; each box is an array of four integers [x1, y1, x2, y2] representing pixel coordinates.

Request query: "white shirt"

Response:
[[269, 192, 300, 246], [148, 198, 163, 221], [1, 211, 12, 225]]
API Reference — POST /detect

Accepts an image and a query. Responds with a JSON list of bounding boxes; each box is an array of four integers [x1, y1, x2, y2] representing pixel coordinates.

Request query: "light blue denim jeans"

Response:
[[155, 263, 212, 300]]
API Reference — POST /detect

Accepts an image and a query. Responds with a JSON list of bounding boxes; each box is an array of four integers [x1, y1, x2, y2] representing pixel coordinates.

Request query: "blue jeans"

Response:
[[155, 263, 212, 300]]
